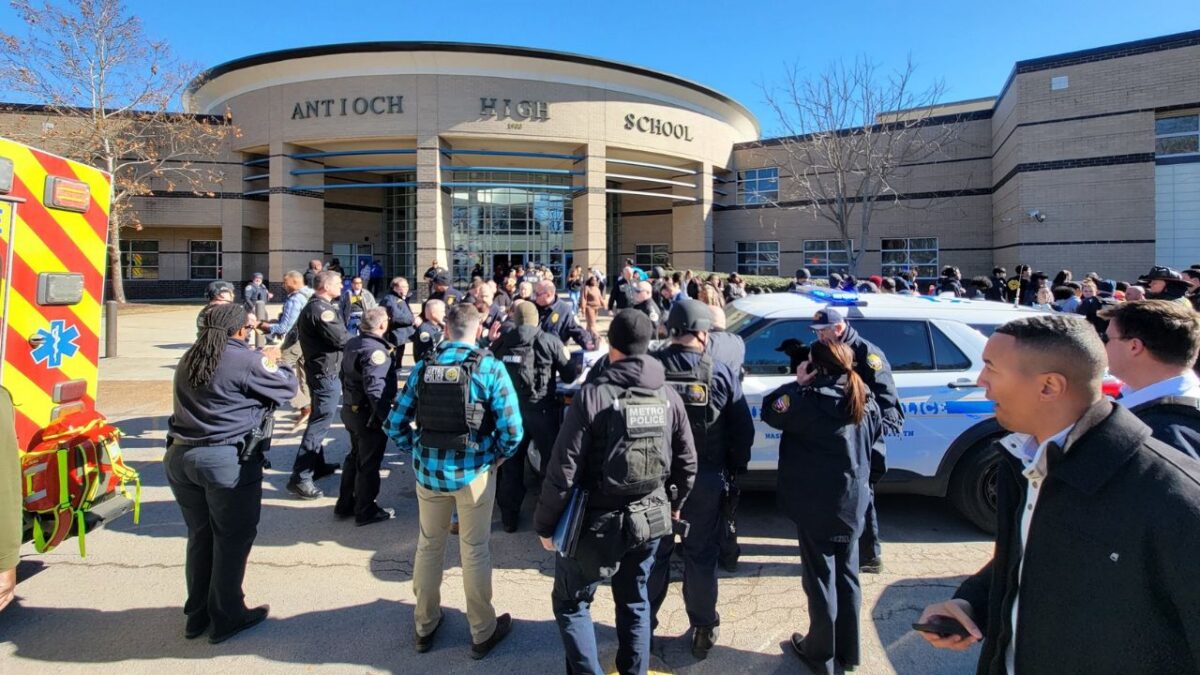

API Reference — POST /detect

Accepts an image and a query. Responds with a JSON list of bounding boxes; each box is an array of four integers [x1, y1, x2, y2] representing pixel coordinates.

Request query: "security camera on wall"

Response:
[[1027, 209, 1046, 223]]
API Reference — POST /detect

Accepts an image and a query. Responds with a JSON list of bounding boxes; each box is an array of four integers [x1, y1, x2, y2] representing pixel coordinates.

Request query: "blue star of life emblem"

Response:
[[32, 319, 81, 368]]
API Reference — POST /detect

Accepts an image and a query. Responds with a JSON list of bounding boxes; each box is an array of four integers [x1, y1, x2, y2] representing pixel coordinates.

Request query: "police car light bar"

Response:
[[792, 286, 866, 306]]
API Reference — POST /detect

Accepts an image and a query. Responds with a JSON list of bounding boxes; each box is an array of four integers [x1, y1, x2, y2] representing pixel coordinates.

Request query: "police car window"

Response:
[[930, 324, 972, 370], [969, 324, 998, 338], [850, 320, 934, 371], [743, 320, 811, 375], [725, 306, 759, 335]]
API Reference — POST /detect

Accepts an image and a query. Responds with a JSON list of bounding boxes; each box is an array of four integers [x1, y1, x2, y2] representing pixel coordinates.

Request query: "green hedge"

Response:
[[665, 270, 827, 294]]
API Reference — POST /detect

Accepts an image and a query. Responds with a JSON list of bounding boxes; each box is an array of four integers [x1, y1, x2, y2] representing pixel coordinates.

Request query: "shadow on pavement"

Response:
[[872, 574, 983, 674], [0, 598, 565, 671]]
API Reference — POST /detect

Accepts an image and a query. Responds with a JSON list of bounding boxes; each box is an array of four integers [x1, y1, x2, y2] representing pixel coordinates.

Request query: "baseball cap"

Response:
[[433, 272, 452, 285], [205, 280, 234, 300], [1139, 265, 1187, 284], [252, 272, 263, 280], [810, 307, 846, 329], [608, 309, 654, 355]]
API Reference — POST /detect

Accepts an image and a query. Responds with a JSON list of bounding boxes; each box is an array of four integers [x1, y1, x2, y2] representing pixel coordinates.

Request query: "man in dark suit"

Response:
[[917, 314, 1200, 674]]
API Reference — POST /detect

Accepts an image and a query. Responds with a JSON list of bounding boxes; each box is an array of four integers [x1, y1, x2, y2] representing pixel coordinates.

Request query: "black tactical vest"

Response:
[[499, 339, 539, 402], [662, 352, 723, 464], [588, 384, 670, 497], [415, 347, 493, 450]]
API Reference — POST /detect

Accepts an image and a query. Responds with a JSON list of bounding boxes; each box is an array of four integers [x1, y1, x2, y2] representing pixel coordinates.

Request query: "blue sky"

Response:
[[2, 0, 1196, 135]]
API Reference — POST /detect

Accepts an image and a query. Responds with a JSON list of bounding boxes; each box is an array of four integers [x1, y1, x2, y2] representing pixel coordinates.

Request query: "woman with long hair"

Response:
[[762, 340, 880, 674], [166, 302, 297, 644]]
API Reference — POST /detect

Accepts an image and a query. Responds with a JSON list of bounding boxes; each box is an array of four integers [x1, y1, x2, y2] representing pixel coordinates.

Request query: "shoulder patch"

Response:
[[866, 353, 884, 371], [550, 311, 560, 324], [772, 394, 790, 413], [1007, 279, 1021, 291], [446, 295, 456, 305], [260, 356, 279, 374], [419, 331, 431, 342], [369, 349, 388, 366], [320, 309, 336, 322]]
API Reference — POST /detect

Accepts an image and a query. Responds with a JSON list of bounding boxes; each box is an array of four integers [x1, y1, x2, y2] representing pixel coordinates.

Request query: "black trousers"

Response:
[[858, 486, 881, 562], [163, 443, 262, 635], [496, 402, 558, 519], [336, 405, 387, 519], [648, 468, 724, 630], [796, 528, 861, 674], [292, 373, 340, 481]]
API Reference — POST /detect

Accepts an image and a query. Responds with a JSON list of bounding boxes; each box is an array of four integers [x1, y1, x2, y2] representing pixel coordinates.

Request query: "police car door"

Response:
[[738, 318, 810, 473], [850, 319, 990, 482]]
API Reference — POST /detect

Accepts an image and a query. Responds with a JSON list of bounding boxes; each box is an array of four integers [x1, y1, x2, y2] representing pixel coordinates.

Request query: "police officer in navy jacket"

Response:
[[166, 302, 296, 644]]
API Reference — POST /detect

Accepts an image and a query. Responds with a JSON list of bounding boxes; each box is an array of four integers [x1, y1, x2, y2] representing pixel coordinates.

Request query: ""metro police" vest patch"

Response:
[[424, 365, 461, 383], [624, 403, 667, 431]]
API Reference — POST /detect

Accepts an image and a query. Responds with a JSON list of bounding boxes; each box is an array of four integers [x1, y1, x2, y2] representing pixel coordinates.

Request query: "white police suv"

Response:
[[728, 287, 1066, 533]]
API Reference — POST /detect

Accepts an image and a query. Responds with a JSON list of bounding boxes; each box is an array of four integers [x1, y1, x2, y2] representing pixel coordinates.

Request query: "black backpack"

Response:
[[590, 384, 670, 497]]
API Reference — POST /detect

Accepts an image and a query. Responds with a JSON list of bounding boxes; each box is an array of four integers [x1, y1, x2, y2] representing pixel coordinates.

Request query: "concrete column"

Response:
[[572, 143, 607, 271], [268, 141, 325, 282], [415, 138, 446, 291], [671, 161, 713, 271]]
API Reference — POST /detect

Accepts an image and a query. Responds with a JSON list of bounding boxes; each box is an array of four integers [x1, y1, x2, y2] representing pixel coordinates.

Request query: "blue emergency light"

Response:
[[792, 286, 865, 306]]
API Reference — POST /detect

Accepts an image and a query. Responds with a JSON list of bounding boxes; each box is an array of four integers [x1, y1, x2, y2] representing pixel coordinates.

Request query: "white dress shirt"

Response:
[[1000, 423, 1076, 675], [1117, 371, 1200, 409]]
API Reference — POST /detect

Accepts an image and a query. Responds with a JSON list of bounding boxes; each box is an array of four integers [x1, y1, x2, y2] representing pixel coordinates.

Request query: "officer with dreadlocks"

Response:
[[534, 309, 697, 674], [165, 302, 297, 644], [334, 307, 398, 526], [647, 299, 754, 659], [490, 300, 580, 532]]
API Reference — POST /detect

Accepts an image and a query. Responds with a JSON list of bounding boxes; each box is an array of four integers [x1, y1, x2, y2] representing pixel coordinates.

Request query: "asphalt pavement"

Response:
[[0, 304, 992, 674]]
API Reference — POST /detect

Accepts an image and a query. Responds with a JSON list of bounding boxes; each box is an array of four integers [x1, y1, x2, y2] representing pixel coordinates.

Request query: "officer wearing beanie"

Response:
[[647, 300, 754, 659], [535, 309, 697, 675], [490, 300, 580, 532]]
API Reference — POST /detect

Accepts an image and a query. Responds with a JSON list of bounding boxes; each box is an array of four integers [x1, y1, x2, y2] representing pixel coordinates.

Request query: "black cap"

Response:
[[433, 272, 452, 285], [795, 268, 811, 280], [666, 299, 713, 336], [205, 280, 234, 300], [811, 307, 846, 329], [608, 309, 654, 355], [1139, 265, 1187, 285]]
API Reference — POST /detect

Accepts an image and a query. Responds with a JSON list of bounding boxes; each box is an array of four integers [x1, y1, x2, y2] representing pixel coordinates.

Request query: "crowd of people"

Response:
[[3, 252, 1199, 675]]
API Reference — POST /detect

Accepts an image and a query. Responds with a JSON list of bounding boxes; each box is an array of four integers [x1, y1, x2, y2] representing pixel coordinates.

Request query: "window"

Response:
[[736, 241, 780, 276], [802, 239, 851, 279], [930, 324, 972, 370], [119, 240, 158, 280], [635, 243, 669, 269], [852, 320, 935, 371], [881, 237, 938, 279], [1155, 114, 1200, 157], [743, 319, 811, 375], [189, 240, 222, 280], [736, 167, 778, 205]]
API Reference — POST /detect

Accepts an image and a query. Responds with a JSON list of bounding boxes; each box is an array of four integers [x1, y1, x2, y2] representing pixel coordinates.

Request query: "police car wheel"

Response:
[[948, 440, 1001, 535]]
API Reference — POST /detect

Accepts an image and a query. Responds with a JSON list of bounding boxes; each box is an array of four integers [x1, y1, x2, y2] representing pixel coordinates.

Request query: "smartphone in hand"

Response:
[[912, 615, 972, 639]]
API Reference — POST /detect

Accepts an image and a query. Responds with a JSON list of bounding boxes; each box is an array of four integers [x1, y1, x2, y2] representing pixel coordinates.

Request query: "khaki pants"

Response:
[[413, 470, 498, 643], [280, 341, 310, 409]]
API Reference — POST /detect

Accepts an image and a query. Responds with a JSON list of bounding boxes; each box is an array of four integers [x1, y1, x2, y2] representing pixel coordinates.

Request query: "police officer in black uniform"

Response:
[[534, 309, 697, 675], [334, 307, 398, 526], [533, 280, 595, 350], [490, 301, 581, 532], [647, 299, 754, 659], [425, 272, 464, 314], [166, 302, 297, 643], [289, 270, 349, 499], [197, 280, 236, 333], [811, 306, 902, 573], [379, 276, 417, 365], [413, 299, 447, 362]]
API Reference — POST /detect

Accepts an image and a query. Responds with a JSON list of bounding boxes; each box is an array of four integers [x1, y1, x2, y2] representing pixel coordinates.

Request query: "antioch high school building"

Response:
[[2, 31, 1198, 298]]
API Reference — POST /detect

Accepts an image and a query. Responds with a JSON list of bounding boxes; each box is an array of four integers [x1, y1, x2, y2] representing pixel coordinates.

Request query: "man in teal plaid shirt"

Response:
[[384, 303, 523, 659]]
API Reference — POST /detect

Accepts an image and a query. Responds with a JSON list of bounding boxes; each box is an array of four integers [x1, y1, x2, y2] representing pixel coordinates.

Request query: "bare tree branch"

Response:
[[0, 0, 234, 302]]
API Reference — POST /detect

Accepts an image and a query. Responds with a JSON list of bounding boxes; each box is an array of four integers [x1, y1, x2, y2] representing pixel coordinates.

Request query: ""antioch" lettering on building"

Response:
[[291, 96, 405, 119]]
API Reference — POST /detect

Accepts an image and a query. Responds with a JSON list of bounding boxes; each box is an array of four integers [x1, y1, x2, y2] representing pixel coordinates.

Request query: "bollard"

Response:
[[104, 300, 118, 358]]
